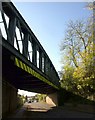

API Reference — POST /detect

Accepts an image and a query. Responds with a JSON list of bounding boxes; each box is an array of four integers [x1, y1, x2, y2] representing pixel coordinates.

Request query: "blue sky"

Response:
[[12, 2, 91, 72]]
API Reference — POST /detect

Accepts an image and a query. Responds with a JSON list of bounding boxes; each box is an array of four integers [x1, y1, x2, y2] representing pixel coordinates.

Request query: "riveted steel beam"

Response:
[[39, 49, 42, 70], [8, 17, 16, 45], [1, 2, 60, 89], [23, 33, 29, 58], [32, 40, 37, 66]]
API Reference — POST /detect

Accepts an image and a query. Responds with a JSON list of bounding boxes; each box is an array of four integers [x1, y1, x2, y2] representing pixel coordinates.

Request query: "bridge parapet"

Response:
[[0, 2, 60, 89]]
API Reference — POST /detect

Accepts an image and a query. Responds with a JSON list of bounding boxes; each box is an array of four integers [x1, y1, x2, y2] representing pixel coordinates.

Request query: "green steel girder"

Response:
[[1, 1, 60, 91]]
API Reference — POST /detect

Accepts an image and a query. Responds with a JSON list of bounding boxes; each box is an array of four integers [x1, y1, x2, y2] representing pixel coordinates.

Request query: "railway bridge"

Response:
[[0, 1, 61, 117]]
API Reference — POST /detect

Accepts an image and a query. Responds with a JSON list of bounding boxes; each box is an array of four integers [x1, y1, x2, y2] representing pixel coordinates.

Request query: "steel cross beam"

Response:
[[1, 1, 60, 91]]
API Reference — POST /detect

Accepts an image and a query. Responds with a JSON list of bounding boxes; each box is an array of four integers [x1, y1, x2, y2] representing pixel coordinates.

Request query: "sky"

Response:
[[18, 89, 37, 96], [10, 1, 92, 96], [12, 2, 91, 72]]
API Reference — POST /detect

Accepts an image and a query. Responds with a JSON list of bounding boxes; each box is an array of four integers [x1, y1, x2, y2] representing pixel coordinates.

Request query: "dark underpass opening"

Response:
[[17, 89, 53, 112]]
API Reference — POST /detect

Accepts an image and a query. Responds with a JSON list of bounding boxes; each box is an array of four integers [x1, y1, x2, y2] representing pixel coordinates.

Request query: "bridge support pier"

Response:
[[46, 92, 59, 106], [2, 78, 18, 117]]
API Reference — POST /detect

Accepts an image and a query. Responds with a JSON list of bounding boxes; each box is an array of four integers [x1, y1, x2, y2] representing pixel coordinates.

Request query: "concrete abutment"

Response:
[[46, 92, 58, 106], [46, 90, 64, 106], [2, 78, 18, 117]]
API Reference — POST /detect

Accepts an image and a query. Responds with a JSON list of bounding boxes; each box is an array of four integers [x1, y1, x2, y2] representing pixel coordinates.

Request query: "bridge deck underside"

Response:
[[2, 46, 57, 94]]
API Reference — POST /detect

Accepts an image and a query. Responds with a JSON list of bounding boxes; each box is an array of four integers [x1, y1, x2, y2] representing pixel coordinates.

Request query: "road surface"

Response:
[[5, 102, 95, 119]]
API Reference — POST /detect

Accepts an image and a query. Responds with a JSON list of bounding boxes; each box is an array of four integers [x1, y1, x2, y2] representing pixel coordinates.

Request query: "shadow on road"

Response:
[[2, 102, 95, 119]]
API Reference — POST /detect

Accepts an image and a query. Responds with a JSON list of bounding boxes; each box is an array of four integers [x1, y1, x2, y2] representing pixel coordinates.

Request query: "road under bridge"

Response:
[[0, 1, 62, 118]]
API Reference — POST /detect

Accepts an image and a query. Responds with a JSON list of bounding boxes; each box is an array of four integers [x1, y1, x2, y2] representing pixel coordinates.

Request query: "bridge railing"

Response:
[[0, 2, 60, 87]]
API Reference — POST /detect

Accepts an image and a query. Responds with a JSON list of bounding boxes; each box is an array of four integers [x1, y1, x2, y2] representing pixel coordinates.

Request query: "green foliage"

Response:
[[17, 95, 24, 108], [60, 17, 95, 100], [35, 94, 47, 102]]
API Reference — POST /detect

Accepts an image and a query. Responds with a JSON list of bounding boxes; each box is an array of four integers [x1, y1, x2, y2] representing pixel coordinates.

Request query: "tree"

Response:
[[60, 4, 95, 99], [35, 94, 47, 102], [60, 19, 92, 68]]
